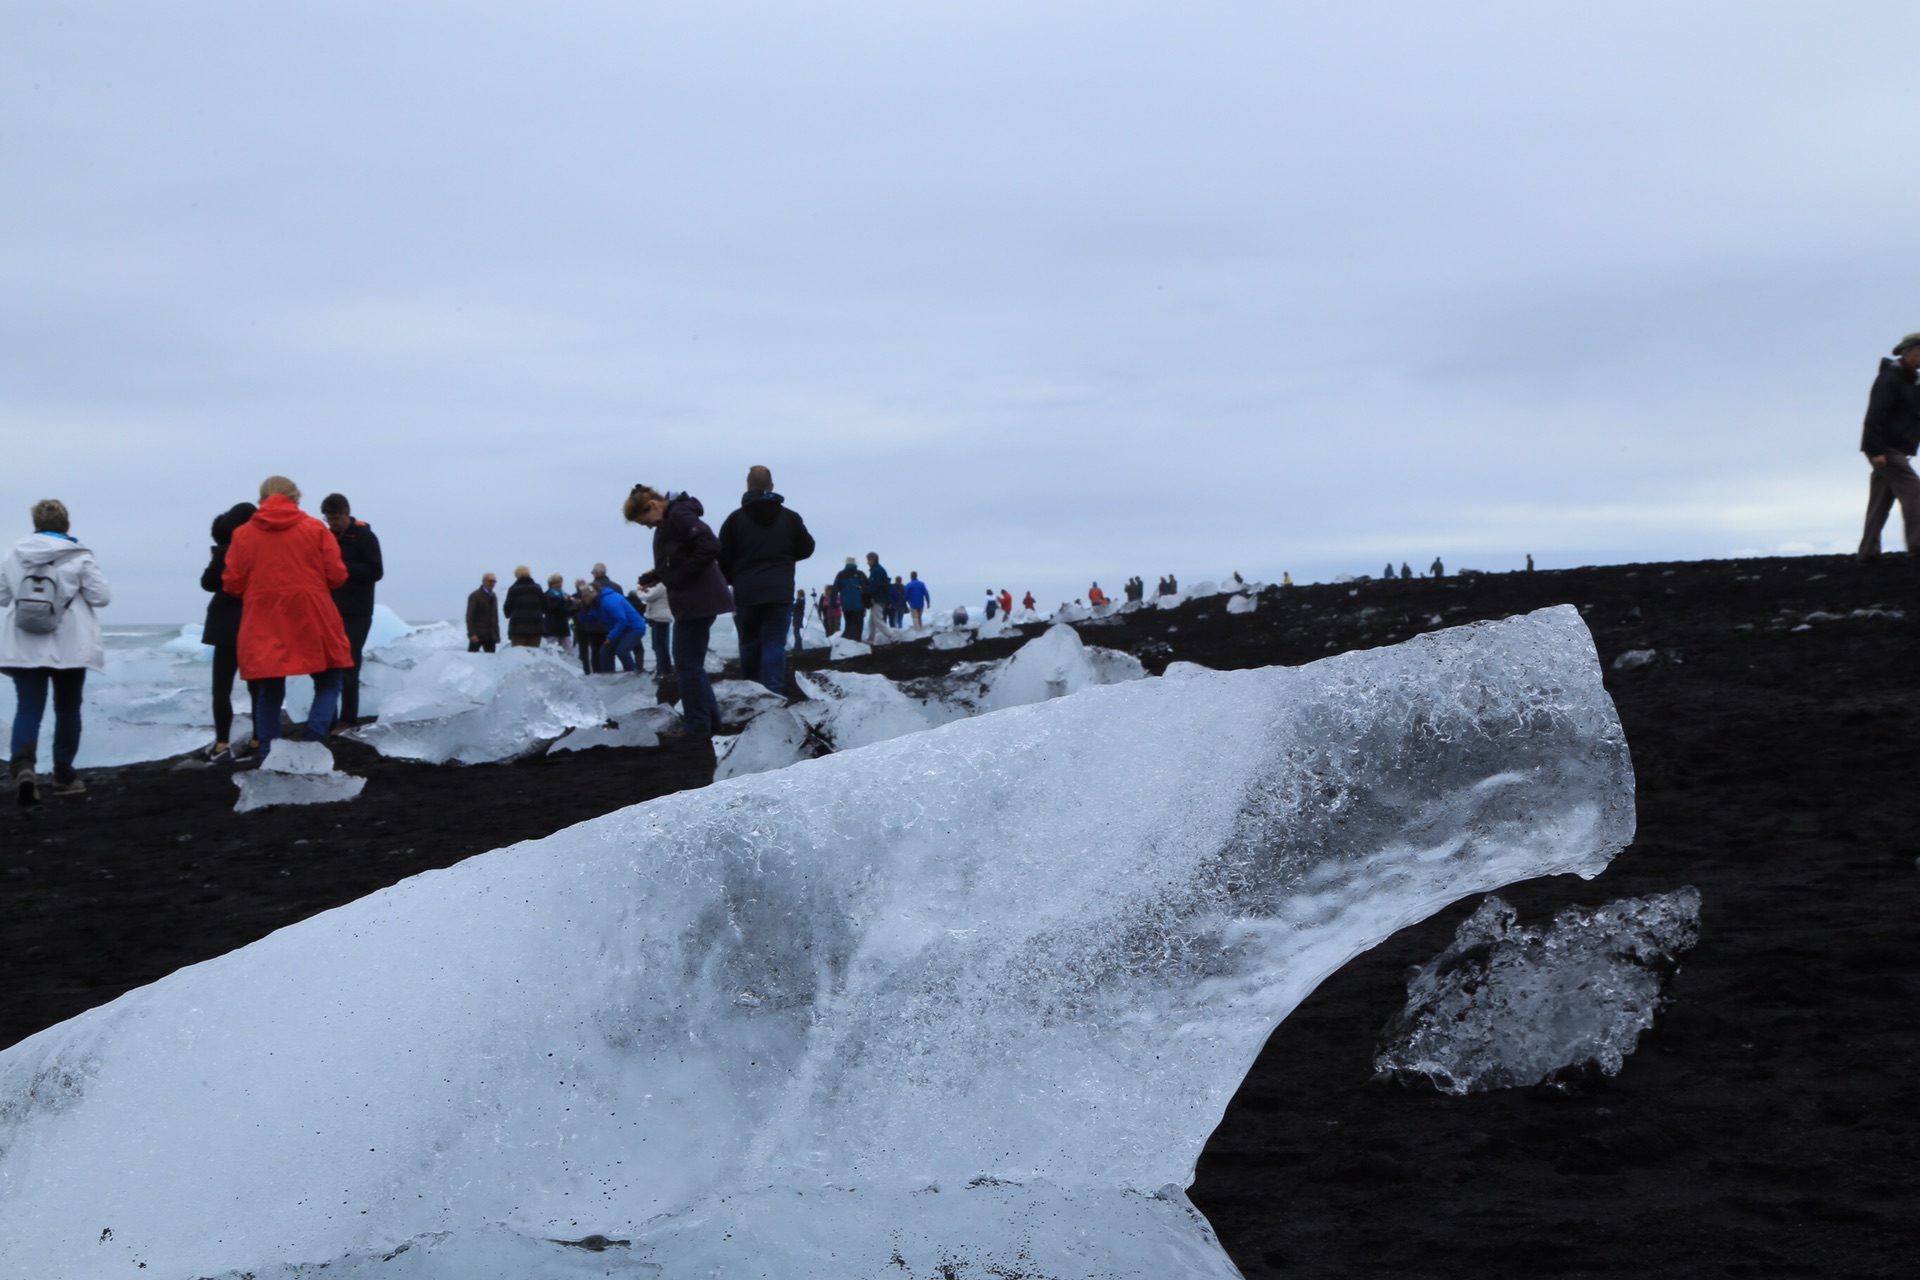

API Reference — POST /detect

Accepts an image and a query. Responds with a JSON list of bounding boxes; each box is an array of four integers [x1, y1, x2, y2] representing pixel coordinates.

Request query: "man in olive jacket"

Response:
[[1858, 331, 1920, 561], [718, 466, 815, 694]]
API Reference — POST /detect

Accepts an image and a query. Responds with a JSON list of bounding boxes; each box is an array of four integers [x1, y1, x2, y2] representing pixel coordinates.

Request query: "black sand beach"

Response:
[[4, 556, 1916, 1277]]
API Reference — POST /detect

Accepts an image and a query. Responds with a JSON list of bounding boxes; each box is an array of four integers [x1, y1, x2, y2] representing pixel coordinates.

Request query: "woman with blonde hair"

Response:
[[222, 476, 352, 755], [503, 565, 546, 648]]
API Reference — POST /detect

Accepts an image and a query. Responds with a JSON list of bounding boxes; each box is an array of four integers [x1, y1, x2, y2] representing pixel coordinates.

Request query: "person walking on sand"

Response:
[[1857, 331, 1920, 561], [504, 566, 547, 649], [319, 494, 383, 725], [903, 572, 930, 629], [199, 502, 258, 764], [832, 558, 866, 640], [467, 573, 500, 653], [1, 499, 112, 805], [717, 465, 815, 695], [624, 485, 730, 741], [222, 477, 353, 756]]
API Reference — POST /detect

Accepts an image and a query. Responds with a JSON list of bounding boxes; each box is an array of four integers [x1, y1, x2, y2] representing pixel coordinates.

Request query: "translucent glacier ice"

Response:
[[232, 739, 366, 813], [351, 646, 608, 764], [1374, 886, 1699, 1095], [828, 635, 872, 661], [0, 606, 1634, 1279], [712, 705, 815, 780]]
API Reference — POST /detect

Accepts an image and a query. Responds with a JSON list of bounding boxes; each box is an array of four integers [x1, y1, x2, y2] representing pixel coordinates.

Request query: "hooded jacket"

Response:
[[651, 494, 733, 622], [583, 588, 647, 646], [200, 502, 256, 650], [717, 491, 816, 609], [329, 519, 384, 619], [222, 494, 353, 680], [0, 532, 112, 671]]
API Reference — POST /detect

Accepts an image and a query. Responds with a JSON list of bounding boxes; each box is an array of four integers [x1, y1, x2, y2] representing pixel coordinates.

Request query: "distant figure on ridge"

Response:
[[998, 589, 1013, 617], [1400, 562, 1412, 580], [2, 498, 112, 805], [904, 571, 930, 629], [1525, 553, 1534, 572], [319, 493, 383, 726], [717, 465, 815, 695], [1430, 557, 1445, 579], [1088, 582, 1108, 606], [832, 559, 865, 640], [542, 573, 574, 651], [224, 477, 353, 755], [1857, 331, 1920, 561], [865, 552, 890, 643], [624, 484, 730, 741], [983, 589, 998, 620], [1022, 590, 1035, 612], [466, 572, 500, 653], [792, 587, 808, 651]]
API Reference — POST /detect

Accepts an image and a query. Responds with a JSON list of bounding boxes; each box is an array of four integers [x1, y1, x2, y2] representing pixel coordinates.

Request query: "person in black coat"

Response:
[[717, 465, 815, 694], [1858, 332, 1920, 560], [319, 493, 384, 723], [503, 566, 547, 647], [199, 502, 258, 762]]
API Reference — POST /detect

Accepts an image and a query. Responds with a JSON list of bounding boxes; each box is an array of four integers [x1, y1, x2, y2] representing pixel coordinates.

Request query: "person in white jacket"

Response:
[[0, 499, 112, 806]]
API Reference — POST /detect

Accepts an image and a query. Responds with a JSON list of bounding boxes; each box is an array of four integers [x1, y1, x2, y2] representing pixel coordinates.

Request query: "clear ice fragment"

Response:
[[1374, 887, 1700, 1095], [233, 740, 365, 812]]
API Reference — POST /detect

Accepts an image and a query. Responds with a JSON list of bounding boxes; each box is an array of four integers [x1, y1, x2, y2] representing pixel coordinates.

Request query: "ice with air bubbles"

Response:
[[0, 606, 1633, 1279]]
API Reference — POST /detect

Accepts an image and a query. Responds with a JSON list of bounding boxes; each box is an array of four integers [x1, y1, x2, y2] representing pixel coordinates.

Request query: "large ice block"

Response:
[[0, 606, 1634, 1279]]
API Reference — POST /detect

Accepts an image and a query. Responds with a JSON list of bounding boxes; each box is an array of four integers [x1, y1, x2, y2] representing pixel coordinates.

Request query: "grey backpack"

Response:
[[13, 550, 83, 635]]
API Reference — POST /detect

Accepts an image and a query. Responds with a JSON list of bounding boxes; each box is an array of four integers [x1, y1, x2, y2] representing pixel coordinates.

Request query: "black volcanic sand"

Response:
[[4, 556, 1917, 1278]]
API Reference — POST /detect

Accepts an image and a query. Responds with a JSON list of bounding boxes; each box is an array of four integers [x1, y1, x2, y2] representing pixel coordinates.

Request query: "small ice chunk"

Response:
[[828, 636, 871, 661], [1374, 887, 1701, 1095], [1085, 646, 1148, 686], [1163, 660, 1215, 680], [711, 679, 789, 727], [546, 705, 676, 754], [792, 670, 938, 752], [713, 707, 813, 780], [233, 741, 365, 812], [1611, 649, 1656, 671], [928, 630, 969, 650], [1225, 593, 1257, 615]]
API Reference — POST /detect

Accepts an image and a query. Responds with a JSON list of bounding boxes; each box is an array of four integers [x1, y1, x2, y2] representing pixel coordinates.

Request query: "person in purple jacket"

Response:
[[577, 584, 647, 673], [623, 484, 730, 740]]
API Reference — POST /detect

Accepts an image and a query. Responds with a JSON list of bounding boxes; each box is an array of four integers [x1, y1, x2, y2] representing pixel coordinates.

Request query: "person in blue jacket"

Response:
[[832, 558, 866, 640], [902, 571, 930, 629], [579, 584, 647, 673]]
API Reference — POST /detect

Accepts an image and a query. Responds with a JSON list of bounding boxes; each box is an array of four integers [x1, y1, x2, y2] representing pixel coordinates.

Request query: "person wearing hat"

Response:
[[832, 557, 867, 640], [1858, 331, 1920, 561]]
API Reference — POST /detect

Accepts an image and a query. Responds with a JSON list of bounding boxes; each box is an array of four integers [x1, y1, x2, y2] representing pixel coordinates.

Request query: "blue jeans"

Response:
[[7, 667, 87, 780], [649, 620, 672, 675], [597, 629, 644, 673], [254, 669, 344, 752], [672, 616, 721, 736], [733, 601, 792, 695]]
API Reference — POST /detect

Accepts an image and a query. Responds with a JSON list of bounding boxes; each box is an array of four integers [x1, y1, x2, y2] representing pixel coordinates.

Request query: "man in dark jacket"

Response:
[[624, 484, 733, 739], [718, 466, 816, 694], [1858, 332, 1920, 561], [864, 552, 890, 642], [320, 494, 384, 723], [467, 573, 500, 653], [503, 567, 547, 648]]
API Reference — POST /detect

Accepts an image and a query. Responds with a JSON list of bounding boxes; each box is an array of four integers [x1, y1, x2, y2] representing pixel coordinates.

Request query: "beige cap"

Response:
[[1893, 332, 1920, 356]]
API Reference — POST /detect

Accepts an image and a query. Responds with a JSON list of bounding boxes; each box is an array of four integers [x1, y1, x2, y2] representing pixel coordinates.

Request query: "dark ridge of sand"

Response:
[[4, 554, 1917, 1277]]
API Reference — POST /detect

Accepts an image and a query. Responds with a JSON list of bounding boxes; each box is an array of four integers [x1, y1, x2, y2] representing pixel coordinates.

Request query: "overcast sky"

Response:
[[5, 3, 1917, 621]]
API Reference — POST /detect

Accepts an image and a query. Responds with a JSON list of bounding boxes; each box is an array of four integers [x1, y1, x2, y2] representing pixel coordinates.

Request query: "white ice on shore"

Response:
[[351, 645, 607, 764], [232, 739, 366, 812], [1374, 886, 1700, 1095], [0, 606, 1634, 1279]]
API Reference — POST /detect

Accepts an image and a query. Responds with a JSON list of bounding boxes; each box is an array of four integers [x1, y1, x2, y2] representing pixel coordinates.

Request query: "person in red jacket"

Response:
[[998, 589, 1013, 618], [1087, 582, 1108, 606], [222, 476, 353, 755]]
